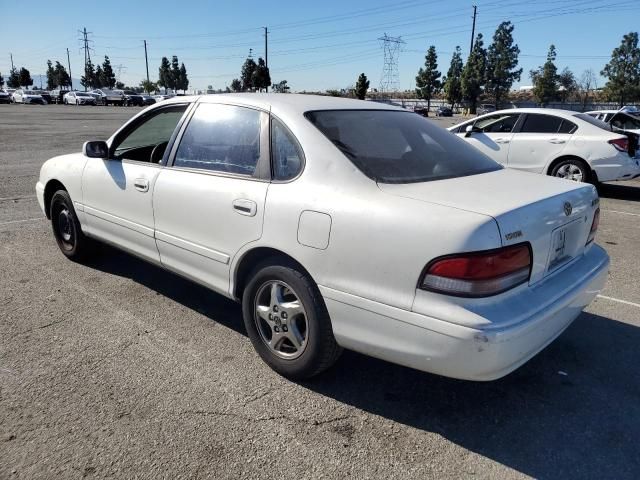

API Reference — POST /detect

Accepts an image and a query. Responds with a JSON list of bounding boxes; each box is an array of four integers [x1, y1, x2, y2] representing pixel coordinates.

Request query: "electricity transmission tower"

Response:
[[378, 34, 405, 93], [114, 64, 127, 83], [78, 27, 94, 91]]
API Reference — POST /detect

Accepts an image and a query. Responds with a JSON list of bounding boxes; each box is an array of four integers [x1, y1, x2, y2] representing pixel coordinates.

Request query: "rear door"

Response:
[[152, 102, 270, 295], [456, 113, 521, 165], [507, 113, 575, 173]]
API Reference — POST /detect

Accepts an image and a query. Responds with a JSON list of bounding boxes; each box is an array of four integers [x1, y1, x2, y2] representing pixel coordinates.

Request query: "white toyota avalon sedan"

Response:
[[36, 95, 609, 381], [450, 108, 640, 183]]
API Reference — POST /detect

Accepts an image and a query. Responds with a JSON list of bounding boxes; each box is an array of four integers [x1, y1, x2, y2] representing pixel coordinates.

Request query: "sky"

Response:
[[0, 0, 638, 93]]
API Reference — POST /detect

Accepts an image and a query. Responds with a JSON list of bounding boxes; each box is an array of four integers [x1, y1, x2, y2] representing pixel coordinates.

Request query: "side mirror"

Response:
[[83, 140, 109, 159], [465, 125, 475, 137]]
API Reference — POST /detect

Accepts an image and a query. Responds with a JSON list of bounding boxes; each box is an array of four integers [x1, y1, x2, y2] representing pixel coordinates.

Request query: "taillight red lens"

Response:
[[609, 137, 628, 152], [420, 244, 531, 297], [586, 208, 600, 245]]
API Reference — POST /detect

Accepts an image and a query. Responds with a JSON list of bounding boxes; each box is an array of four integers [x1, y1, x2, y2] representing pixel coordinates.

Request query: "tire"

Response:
[[242, 261, 342, 379], [550, 158, 590, 183], [49, 190, 94, 261]]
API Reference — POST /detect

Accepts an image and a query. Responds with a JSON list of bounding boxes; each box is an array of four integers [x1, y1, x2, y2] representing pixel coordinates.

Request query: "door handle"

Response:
[[495, 138, 510, 144], [549, 138, 566, 144], [232, 199, 257, 217], [134, 178, 149, 192]]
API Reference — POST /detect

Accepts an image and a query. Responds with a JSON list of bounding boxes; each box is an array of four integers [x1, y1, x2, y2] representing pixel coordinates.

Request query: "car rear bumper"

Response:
[[591, 153, 640, 182], [321, 244, 609, 381]]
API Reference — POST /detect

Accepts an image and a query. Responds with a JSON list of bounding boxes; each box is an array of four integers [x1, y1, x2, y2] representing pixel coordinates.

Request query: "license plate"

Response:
[[549, 228, 568, 269]]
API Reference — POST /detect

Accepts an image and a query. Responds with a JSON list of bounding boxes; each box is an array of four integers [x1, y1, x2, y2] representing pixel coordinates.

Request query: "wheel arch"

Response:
[[232, 247, 315, 301], [43, 179, 67, 219], [546, 155, 593, 180]]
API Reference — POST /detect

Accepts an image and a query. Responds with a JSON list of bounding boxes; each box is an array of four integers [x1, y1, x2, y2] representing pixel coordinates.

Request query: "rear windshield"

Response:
[[305, 110, 501, 183]]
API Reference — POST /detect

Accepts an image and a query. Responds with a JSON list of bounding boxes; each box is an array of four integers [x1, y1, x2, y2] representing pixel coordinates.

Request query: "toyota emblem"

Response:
[[564, 202, 572, 216]]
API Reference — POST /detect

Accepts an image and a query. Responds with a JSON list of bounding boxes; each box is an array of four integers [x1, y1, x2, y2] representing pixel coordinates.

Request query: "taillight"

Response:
[[609, 137, 628, 152], [586, 208, 600, 245], [419, 244, 532, 297]]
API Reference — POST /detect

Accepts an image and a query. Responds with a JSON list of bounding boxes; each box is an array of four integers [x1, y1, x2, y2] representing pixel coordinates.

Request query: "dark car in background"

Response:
[[413, 106, 429, 117], [34, 90, 53, 104], [0, 90, 11, 104], [50, 89, 71, 104], [119, 90, 144, 106], [436, 106, 453, 117]]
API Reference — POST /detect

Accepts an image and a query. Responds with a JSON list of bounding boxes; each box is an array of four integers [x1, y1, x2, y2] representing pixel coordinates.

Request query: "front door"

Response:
[[153, 102, 270, 295], [81, 103, 190, 262], [458, 113, 521, 165]]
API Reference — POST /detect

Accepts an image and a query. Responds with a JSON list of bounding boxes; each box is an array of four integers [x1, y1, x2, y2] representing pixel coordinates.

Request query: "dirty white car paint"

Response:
[[36, 94, 609, 380]]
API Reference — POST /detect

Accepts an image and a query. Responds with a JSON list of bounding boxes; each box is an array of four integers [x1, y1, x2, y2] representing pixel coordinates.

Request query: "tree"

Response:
[[462, 34, 486, 114], [558, 67, 577, 103], [46, 60, 56, 90], [158, 57, 171, 93], [140, 79, 157, 93], [354, 73, 370, 100], [252, 58, 270, 92], [7, 67, 20, 88], [94, 65, 105, 88], [178, 63, 189, 93], [578, 68, 597, 111], [230, 78, 242, 92], [115, 81, 125, 89], [530, 44, 558, 105], [415, 46, 441, 116], [170, 56, 180, 92], [241, 58, 258, 91], [0, 72, 4, 88], [81, 59, 95, 90], [18, 68, 33, 88], [272, 80, 290, 93], [443, 46, 463, 108], [101, 56, 116, 89], [601, 32, 640, 107], [485, 21, 522, 109]]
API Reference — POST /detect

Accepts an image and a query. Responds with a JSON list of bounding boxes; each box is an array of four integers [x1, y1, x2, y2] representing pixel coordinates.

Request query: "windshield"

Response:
[[123, 90, 137, 95], [612, 113, 640, 130], [76, 92, 91, 97], [305, 110, 502, 184]]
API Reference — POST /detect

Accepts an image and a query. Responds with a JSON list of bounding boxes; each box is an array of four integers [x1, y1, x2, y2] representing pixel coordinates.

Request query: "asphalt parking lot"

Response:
[[1, 104, 639, 479]]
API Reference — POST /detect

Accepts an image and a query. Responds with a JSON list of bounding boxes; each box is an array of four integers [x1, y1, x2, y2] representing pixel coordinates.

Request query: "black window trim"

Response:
[[269, 113, 306, 183], [109, 102, 193, 167], [165, 100, 271, 182], [515, 113, 578, 135]]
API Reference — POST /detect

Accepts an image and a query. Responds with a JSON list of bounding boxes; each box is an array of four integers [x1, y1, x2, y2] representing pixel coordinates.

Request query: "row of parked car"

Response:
[[0, 87, 176, 106]]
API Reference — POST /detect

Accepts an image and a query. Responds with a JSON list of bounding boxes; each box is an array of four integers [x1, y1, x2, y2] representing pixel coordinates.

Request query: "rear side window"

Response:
[[520, 114, 564, 133], [558, 120, 578, 134], [271, 118, 304, 181], [305, 110, 501, 184], [174, 103, 266, 176]]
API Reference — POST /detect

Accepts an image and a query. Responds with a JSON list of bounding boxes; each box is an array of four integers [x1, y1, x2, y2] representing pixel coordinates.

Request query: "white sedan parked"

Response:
[[63, 91, 97, 105], [11, 89, 45, 104], [450, 108, 640, 183], [36, 95, 609, 381]]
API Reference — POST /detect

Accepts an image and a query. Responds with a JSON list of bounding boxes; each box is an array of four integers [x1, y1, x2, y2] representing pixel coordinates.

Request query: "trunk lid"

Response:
[[378, 169, 598, 285]]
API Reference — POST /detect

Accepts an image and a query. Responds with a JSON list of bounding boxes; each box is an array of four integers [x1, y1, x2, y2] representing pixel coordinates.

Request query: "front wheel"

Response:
[[50, 190, 94, 261], [242, 262, 342, 379], [550, 158, 590, 183]]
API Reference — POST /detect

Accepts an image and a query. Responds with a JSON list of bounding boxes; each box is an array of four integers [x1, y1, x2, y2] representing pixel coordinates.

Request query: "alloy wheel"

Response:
[[254, 280, 309, 360], [555, 163, 584, 182]]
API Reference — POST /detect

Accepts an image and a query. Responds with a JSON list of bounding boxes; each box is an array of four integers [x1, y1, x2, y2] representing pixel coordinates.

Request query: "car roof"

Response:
[[194, 93, 402, 115], [584, 110, 625, 114]]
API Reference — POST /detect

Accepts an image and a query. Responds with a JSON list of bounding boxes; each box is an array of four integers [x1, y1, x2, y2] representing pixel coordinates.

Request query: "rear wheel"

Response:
[[242, 262, 342, 379], [550, 158, 590, 183], [50, 190, 94, 261]]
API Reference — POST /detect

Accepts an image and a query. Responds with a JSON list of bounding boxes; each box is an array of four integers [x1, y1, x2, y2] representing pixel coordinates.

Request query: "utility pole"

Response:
[[10, 53, 15, 71], [264, 26, 268, 92], [144, 40, 150, 89], [67, 48, 72, 90], [79, 27, 93, 91], [470, 5, 477, 56]]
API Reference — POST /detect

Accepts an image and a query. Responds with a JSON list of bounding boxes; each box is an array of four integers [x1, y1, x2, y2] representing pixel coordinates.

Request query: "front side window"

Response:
[[306, 109, 501, 184], [271, 118, 304, 181], [474, 114, 520, 133], [174, 103, 266, 176], [113, 105, 187, 163]]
